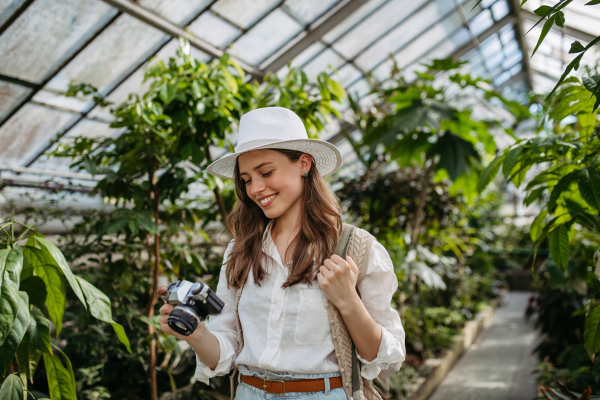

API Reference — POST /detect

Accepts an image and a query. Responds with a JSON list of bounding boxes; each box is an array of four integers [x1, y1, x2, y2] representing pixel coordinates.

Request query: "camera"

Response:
[[160, 280, 225, 336]]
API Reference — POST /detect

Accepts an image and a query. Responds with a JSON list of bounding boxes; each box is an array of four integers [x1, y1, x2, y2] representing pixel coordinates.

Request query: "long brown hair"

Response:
[[224, 148, 342, 289]]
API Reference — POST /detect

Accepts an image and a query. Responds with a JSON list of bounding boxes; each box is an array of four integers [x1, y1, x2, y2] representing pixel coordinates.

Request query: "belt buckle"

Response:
[[263, 378, 285, 394]]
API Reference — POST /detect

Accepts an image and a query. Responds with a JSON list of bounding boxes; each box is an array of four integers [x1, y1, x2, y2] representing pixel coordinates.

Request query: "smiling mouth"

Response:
[[259, 193, 277, 206]]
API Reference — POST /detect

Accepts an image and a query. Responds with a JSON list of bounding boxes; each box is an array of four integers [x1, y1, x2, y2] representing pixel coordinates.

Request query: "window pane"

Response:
[[0, 81, 31, 121], [89, 38, 210, 121], [322, 0, 388, 44], [211, 0, 280, 29], [333, 0, 430, 59], [0, 0, 27, 27], [283, 0, 339, 25], [0, 0, 117, 83], [188, 11, 241, 48], [354, 0, 457, 71], [0, 103, 75, 168], [30, 118, 117, 172], [301, 48, 345, 81], [231, 9, 302, 65]]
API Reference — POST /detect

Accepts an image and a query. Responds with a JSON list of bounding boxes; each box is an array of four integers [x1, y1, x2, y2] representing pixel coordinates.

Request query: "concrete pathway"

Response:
[[428, 292, 542, 400]]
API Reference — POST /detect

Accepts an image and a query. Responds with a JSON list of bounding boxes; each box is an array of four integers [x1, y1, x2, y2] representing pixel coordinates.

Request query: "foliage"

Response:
[[41, 36, 346, 399], [0, 216, 129, 400]]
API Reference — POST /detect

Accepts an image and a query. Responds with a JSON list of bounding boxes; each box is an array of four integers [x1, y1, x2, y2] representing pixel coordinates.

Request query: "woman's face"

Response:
[[238, 149, 312, 219]]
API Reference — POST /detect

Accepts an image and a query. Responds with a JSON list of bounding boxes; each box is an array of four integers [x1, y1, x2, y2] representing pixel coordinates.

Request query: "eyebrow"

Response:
[[239, 162, 273, 176]]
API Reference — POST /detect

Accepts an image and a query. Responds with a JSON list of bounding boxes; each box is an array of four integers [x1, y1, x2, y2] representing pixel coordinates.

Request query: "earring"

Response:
[[303, 172, 308, 177]]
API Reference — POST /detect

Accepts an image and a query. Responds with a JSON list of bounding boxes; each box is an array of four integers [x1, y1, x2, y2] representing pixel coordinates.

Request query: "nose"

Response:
[[249, 178, 266, 197]]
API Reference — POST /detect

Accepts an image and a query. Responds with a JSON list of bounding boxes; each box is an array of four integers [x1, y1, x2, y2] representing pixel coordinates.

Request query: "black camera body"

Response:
[[161, 280, 225, 336]]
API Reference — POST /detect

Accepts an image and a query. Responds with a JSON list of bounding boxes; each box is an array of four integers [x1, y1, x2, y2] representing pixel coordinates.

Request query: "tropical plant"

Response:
[[49, 36, 345, 399], [472, 0, 600, 111], [0, 216, 130, 400], [478, 51, 600, 395]]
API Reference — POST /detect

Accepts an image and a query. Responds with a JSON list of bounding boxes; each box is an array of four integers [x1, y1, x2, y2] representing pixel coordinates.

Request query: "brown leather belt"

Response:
[[240, 374, 343, 394]]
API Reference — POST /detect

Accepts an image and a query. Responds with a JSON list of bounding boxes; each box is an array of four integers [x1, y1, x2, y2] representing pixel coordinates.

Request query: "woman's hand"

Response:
[[158, 286, 206, 342], [317, 254, 361, 312]]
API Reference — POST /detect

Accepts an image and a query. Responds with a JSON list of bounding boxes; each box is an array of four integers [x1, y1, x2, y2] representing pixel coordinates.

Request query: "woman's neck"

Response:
[[271, 200, 302, 244]]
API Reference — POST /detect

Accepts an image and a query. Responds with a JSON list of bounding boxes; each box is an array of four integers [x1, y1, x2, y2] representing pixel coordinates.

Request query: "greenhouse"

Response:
[[0, 0, 598, 399]]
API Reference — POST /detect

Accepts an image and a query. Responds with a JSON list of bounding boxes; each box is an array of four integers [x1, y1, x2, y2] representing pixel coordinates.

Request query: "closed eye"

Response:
[[244, 171, 272, 184]]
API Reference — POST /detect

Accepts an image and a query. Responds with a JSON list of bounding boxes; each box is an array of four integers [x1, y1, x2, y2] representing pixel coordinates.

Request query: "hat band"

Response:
[[236, 139, 287, 153]]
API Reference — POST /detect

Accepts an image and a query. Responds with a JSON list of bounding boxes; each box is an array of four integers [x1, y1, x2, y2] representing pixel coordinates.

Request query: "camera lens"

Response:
[[167, 306, 200, 336]]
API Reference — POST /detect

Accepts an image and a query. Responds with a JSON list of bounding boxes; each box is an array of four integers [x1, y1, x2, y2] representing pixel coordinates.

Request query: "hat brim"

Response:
[[206, 139, 342, 180]]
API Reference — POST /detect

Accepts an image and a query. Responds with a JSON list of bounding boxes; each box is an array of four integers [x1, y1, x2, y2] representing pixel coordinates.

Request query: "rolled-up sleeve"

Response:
[[194, 240, 240, 385], [355, 239, 406, 380]]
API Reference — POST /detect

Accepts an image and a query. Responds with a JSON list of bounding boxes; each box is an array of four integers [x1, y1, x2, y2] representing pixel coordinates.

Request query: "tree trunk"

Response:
[[410, 162, 436, 245], [205, 145, 229, 222], [146, 162, 160, 400]]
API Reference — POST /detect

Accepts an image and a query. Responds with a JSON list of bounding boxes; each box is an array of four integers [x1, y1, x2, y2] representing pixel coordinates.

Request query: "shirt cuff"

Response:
[[193, 331, 237, 385], [355, 324, 405, 380]]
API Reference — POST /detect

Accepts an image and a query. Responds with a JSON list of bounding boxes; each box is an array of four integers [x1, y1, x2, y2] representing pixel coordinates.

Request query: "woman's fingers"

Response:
[[324, 258, 341, 273], [159, 303, 173, 316]]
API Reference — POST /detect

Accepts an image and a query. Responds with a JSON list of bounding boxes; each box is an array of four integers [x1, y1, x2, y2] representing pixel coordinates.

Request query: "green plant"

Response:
[[49, 36, 345, 399], [0, 216, 130, 399]]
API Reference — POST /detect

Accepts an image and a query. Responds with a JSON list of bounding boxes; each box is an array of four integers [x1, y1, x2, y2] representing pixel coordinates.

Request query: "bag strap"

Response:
[[333, 223, 361, 400]]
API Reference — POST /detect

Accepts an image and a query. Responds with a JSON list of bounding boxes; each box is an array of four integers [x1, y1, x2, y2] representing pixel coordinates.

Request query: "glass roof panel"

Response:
[[30, 118, 117, 172], [230, 9, 302, 65], [187, 11, 242, 48], [301, 48, 345, 81], [32, 89, 92, 114], [332, 0, 430, 59], [0, 0, 117, 84], [89, 38, 210, 121], [44, 14, 168, 94], [0, 0, 27, 27], [0, 103, 75, 168], [139, 0, 212, 23], [282, 0, 340, 25], [322, 0, 389, 44], [346, 78, 370, 98], [392, 12, 464, 69], [354, 0, 458, 71], [0, 81, 31, 121], [469, 8, 494, 36], [211, 0, 281, 29], [491, 0, 509, 21], [332, 63, 363, 87]]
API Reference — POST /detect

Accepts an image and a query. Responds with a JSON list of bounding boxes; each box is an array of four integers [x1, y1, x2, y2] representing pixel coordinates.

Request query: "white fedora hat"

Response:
[[206, 107, 342, 180]]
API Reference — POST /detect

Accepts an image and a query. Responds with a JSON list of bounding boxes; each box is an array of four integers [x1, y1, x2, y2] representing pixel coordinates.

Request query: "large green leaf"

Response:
[[25, 309, 52, 355], [530, 210, 548, 242], [16, 340, 40, 385], [0, 249, 9, 295], [4, 249, 23, 289], [0, 292, 29, 378], [19, 277, 48, 316], [549, 224, 570, 270], [548, 171, 577, 211], [75, 277, 132, 353], [585, 305, 600, 355], [579, 167, 600, 211], [0, 374, 23, 400], [428, 131, 480, 181], [24, 243, 66, 337], [43, 347, 76, 400], [0, 278, 20, 349], [478, 155, 505, 192], [502, 146, 524, 176], [32, 238, 86, 311]]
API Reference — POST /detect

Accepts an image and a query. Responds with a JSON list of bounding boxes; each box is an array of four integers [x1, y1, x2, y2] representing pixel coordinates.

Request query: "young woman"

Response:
[[158, 107, 405, 400]]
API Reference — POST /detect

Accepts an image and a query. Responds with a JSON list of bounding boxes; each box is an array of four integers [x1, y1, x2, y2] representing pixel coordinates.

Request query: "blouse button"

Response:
[[269, 339, 277, 347]]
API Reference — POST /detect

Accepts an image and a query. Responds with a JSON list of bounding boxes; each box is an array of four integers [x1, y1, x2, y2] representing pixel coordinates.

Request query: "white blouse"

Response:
[[194, 220, 406, 384]]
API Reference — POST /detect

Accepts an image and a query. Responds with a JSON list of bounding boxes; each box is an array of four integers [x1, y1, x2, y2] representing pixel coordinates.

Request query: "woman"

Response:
[[158, 107, 405, 400]]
